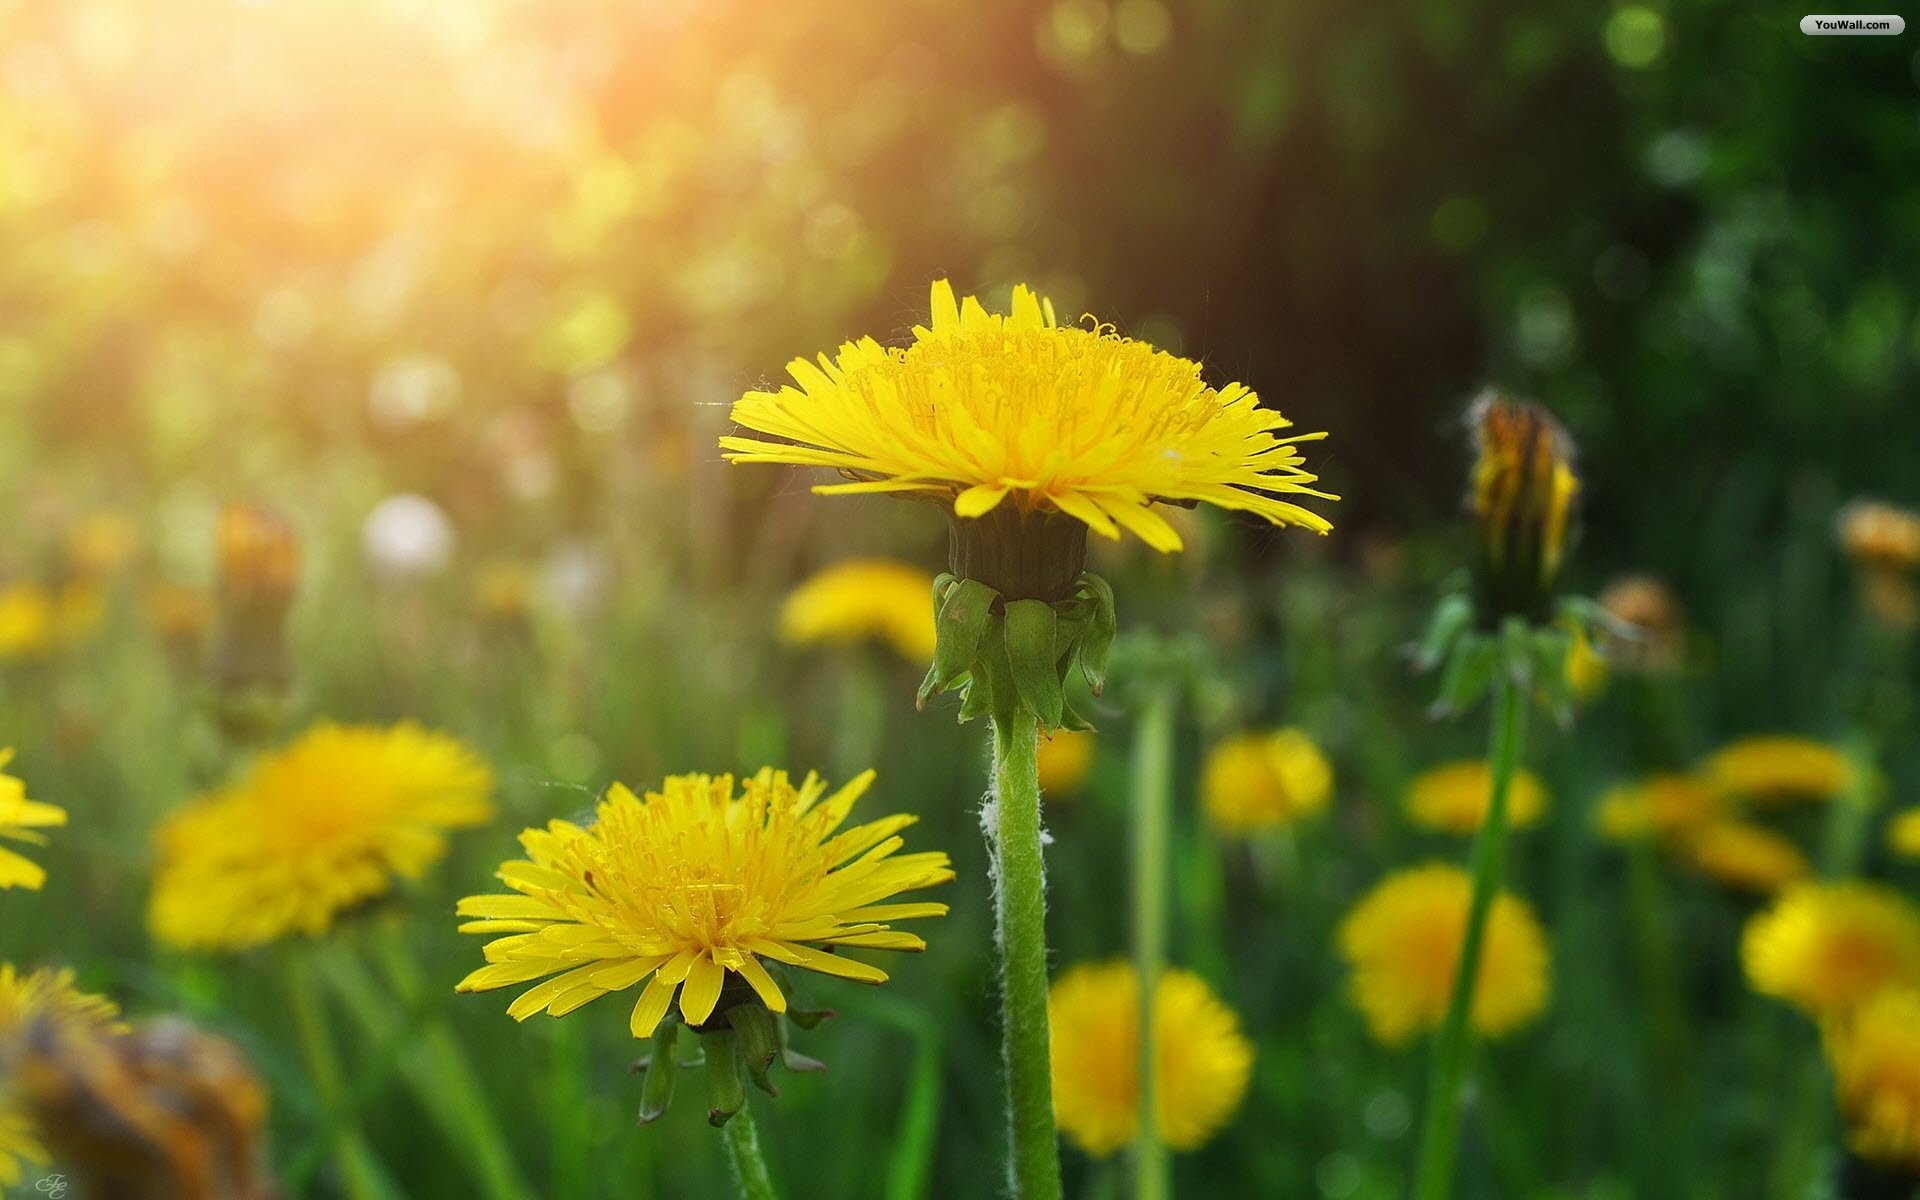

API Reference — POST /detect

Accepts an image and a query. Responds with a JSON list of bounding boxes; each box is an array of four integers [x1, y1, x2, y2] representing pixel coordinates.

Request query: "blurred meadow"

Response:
[[3, 1, 1920, 1198]]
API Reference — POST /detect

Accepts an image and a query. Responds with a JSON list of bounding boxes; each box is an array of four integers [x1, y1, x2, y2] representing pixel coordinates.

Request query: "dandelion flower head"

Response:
[[0, 751, 64, 892], [1405, 761, 1547, 835], [1202, 728, 1333, 834], [779, 559, 937, 663], [1743, 883, 1920, 1020]]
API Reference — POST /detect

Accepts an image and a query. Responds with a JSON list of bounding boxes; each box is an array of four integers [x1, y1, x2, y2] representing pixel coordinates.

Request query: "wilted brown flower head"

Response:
[[1597, 574, 1685, 673]]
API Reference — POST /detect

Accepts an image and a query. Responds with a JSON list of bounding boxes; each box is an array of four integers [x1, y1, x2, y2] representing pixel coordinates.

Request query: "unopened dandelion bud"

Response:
[[1466, 393, 1579, 624], [726, 1005, 781, 1097], [920, 570, 1115, 733], [636, 1021, 679, 1126], [212, 504, 300, 713], [704, 1029, 748, 1127]]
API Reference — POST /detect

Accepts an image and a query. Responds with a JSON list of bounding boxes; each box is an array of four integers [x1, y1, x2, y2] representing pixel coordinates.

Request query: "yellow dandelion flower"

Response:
[[779, 559, 938, 664], [1743, 883, 1920, 1020], [0, 750, 64, 891], [1838, 499, 1920, 574], [456, 769, 952, 1036], [1596, 774, 1722, 842], [1047, 961, 1253, 1158], [722, 279, 1335, 555], [1405, 761, 1548, 835], [1704, 736, 1854, 806], [1202, 729, 1332, 834], [0, 584, 56, 663], [0, 963, 123, 1188], [1891, 808, 1920, 860], [1826, 986, 1920, 1170], [1681, 820, 1811, 894], [1037, 730, 1096, 798], [1337, 864, 1551, 1047], [149, 723, 494, 951]]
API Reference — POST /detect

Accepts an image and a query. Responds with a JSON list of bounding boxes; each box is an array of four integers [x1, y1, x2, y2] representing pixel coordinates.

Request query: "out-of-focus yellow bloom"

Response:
[[0, 750, 65, 891], [1743, 883, 1920, 1020], [0, 964, 123, 1189], [0, 584, 56, 662], [1466, 393, 1578, 619], [1704, 736, 1854, 806], [475, 562, 535, 623], [1596, 574, 1686, 673], [1201, 729, 1332, 834], [1336, 864, 1550, 1046], [1681, 820, 1811, 894], [1047, 961, 1252, 1157], [457, 769, 951, 1036], [215, 504, 299, 610], [1404, 761, 1547, 835], [1037, 729, 1095, 797], [1838, 499, 1920, 574], [1825, 986, 1920, 1170], [724, 280, 1334, 555], [145, 581, 213, 646], [1891, 808, 1920, 860], [64, 512, 140, 579], [149, 724, 494, 951], [779, 559, 937, 663], [1565, 623, 1607, 698], [1596, 774, 1722, 842]]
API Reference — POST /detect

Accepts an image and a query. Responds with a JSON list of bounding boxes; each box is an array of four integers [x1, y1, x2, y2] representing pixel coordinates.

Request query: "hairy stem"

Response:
[[722, 1106, 780, 1200], [989, 712, 1064, 1200]]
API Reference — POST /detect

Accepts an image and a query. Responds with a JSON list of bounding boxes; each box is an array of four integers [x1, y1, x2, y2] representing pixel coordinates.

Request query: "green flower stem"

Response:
[[367, 924, 536, 1200], [722, 1106, 780, 1200], [283, 951, 384, 1200], [990, 711, 1065, 1200], [1129, 681, 1177, 1200], [1412, 671, 1528, 1200]]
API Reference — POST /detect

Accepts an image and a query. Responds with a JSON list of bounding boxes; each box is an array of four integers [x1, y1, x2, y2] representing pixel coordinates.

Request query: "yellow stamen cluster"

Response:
[[149, 724, 494, 951], [723, 280, 1334, 553], [456, 769, 952, 1036]]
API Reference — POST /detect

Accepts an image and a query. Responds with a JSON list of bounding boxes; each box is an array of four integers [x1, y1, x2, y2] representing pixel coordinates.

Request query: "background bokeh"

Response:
[[3, 0, 1919, 1197]]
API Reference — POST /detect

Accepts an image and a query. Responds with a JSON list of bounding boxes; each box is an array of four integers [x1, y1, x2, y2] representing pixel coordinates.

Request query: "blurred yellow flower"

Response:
[[0, 750, 64, 891], [1743, 883, 1920, 1020], [64, 511, 141, 578], [457, 769, 951, 1036], [1704, 736, 1853, 806], [1596, 774, 1722, 842], [779, 559, 937, 663], [723, 279, 1334, 554], [1037, 729, 1095, 797], [1837, 499, 1920, 574], [1047, 961, 1252, 1157], [1681, 820, 1810, 894], [1825, 986, 1920, 1170], [0, 964, 122, 1189], [1565, 623, 1607, 699], [1891, 808, 1920, 860], [1202, 729, 1332, 834], [149, 724, 494, 951], [0, 584, 56, 662], [1405, 761, 1547, 835], [475, 561, 536, 623], [1337, 864, 1551, 1046]]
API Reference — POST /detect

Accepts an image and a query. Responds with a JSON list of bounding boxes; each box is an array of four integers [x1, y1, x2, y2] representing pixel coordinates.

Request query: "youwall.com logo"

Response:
[[1800, 13, 1906, 33]]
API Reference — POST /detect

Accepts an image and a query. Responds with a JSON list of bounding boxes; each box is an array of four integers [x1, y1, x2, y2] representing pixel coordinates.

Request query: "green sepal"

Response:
[[726, 1005, 781, 1097], [1073, 573, 1117, 695], [784, 1007, 835, 1031], [780, 1047, 828, 1074], [1002, 599, 1064, 729], [703, 1029, 747, 1127], [636, 1020, 679, 1125], [1413, 591, 1475, 671], [1430, 634, 1499, 717], [1057, 695, 1096, 733], [919, 577, 998, 708]]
